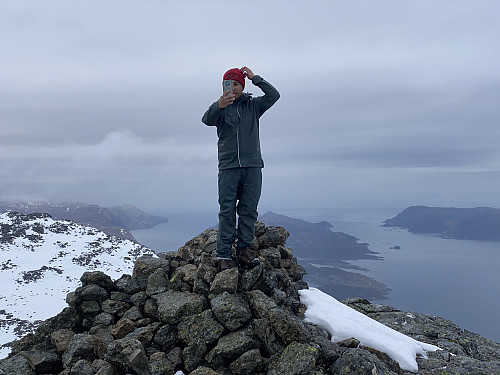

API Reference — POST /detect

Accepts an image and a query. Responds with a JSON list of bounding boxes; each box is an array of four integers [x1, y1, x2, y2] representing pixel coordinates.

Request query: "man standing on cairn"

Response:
[[202, 66, 280, 270]]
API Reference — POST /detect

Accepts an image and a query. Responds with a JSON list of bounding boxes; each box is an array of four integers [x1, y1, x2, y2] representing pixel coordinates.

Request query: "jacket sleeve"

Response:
[[202, 101, 223, 126], [251, 75, 280, 116]]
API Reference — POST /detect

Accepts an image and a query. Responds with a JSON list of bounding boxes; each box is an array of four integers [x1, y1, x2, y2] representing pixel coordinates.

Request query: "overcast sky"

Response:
[[1, 0, 499, 216]]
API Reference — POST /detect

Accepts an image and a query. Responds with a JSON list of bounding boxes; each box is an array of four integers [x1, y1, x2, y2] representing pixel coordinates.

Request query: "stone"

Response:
[[76, 284, 109, 302], [152, 290, 208, 324], [177, 310, 224, 346], [70, 359, 94, 375], [239, 262, 264, 291], [329, 348, 395, 375], [210, 267, 239, 294], [80, 271, 116, 291], [146, 268, 170, 296], [62, 334, 104, 368], [257, 226, 289, 248], [229, 348, 265, 375], [260, 247, 282, 268], [115, 274, 144, 294], [122, 305, 144, 321], [132, 256, 170, 281], [189, 366, 218, 375], [182, 343, 208, 372], [338, 337, 360, 348], [101, 299, 130, 317], [92, 312, 114, 327], [131, 291, 148, 308], [0, 354, 36, 375], [106, 337, 149, 375], [153, 324, 178, 352], [124, 324, 158, 348], [148, 352, 174, 375], [247, 290, 310, 344], [110, 291, 132, 303], [210, 291, 252, 331], [20, 350, 62, 374], [311, 335, 343, 369], [205, 328, 260, 366], [268, 341, 319, 375], [91, 359, 116, 375], [166, 347, 183, 368], [252, 318, 285, 356], [51, 328, 75, 353], [111, 317, 136, 339], [80, 300, 101, 317]]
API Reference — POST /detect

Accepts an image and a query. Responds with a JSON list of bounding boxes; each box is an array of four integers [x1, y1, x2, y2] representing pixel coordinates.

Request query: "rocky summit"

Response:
[[1, 222, 499, 375]]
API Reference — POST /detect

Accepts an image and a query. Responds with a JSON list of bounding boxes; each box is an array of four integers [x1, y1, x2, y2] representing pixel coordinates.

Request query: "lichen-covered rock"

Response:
[[70, 358, 94, 375], [106, 337, 149, 375], [257, 226, 290, 249], [205, 327, 260, 367], [189, 366, 218, 375], [20, 350, 62, 374], [132, 256, 170, 282], [62, 334, 105, 368], [329, 348, 396, 375], [148, 351, 175, 375], [210, 292, 252, 331], [210, 267, 239, 294], [0, 354, 36, 375], [146, 268, 170, 296], [229, 348, 265, 375], [177, 310, 224, 347], [80, 271, 116, 291], [152, 290, 208, 324], [268, 341, 319, 375], [247, 290, 310, 344]]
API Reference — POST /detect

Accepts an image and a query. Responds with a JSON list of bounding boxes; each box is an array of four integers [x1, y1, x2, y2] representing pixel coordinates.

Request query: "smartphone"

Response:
[[223, 79, 233, 96]]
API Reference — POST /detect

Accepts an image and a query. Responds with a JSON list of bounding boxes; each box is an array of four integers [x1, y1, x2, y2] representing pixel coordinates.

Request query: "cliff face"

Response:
[[1, 222, 499, 375]]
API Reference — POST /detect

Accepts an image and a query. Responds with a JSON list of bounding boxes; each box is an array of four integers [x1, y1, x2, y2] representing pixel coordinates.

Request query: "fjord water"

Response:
[[132, 209, 500, 343], [290, 208, 500, 343]]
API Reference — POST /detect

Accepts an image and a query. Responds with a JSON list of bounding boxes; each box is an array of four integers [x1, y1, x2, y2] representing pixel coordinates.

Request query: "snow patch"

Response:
[[299, 287, 441, 373]]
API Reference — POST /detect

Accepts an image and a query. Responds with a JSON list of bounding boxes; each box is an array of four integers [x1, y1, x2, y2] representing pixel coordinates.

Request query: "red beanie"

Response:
[[223, 68, 245, 89]]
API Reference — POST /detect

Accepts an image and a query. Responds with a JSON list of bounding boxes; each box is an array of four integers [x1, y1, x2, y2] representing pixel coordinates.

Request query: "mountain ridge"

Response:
[[0, 202, 168, 241]]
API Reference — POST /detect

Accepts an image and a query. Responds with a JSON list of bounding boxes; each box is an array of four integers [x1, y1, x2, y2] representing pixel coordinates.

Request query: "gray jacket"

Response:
[[202, 75, 280, 170]]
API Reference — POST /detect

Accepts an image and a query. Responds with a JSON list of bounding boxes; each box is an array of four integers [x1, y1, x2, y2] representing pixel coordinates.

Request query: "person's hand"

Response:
[[241, 66, 255, 80], [218, 92, 235, 109]]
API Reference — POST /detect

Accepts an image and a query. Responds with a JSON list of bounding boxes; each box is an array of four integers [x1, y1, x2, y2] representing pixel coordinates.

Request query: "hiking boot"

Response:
[[236, 246, 259, 269], [215, 257, 238, 271]]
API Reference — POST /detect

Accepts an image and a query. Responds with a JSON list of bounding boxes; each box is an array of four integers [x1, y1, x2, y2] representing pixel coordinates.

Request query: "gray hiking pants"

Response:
[[217, 167, 262, 258]]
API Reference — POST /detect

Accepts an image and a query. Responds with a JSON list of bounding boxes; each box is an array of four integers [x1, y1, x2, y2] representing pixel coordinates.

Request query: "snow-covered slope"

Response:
[[0, 211, 156, 358]]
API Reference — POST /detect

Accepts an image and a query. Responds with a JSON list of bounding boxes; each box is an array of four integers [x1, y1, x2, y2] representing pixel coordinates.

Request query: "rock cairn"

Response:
[[2, 222, 500, 375]]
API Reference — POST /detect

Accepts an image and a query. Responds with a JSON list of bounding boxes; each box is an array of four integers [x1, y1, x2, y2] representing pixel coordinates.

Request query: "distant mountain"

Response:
[[384, 206, 500, 241], [0, 202, 168, 241], [0, 211, 156, 356], [260, 211, 380, 261]]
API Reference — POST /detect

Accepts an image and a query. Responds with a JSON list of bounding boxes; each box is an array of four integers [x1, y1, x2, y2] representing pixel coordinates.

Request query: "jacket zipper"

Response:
[[236, 101, 242, 167]]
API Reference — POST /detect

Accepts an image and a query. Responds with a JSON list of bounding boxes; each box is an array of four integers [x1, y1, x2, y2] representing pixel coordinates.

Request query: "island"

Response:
[[260, 211, 390, 301]]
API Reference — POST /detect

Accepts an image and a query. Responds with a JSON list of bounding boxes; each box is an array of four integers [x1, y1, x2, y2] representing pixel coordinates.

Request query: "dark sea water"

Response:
[[131, 209, 500, 343]]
